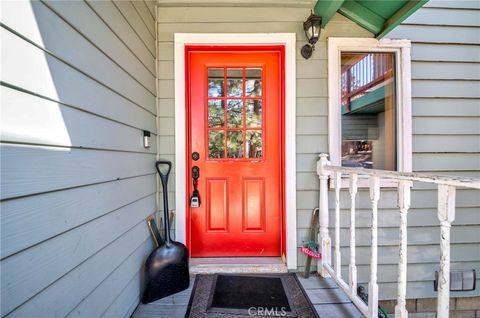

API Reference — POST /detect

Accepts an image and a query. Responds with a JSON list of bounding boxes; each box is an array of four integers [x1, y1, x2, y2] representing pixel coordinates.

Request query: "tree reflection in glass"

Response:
[[227, 131, 244, 158], [246, 131, 262, 158], [246, 100, 262, 127], [246, 68, 262, 97], [208, 68, 224, 97], [208, 100, 224, 128], [227, 100, 243, 128], [208, 131, 225, 158], [227, 68, 243, 97]]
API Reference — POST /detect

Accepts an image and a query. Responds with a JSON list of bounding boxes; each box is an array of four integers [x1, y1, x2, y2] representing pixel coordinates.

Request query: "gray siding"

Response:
[[357, 0, 480, 300], [0, 1, 157, 317]]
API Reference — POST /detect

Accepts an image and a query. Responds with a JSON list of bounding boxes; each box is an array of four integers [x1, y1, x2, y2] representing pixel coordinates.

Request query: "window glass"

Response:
[[246, 100, 262, 128], [246, 131, 262, 158], [208, 131, 225, 158], [341, 52, 396, 170], [245, 68, 262, 97], [208, 100, 224, 128], [207, 67, 264, 160], [208, 68, 224, 97], [227, 68, 243, 97], [227, 131, 244, 158], [227, 100, 243, 128]]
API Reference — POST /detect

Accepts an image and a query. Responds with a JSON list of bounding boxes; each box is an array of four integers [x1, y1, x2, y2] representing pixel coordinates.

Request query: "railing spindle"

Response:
[[368, 176, 380, 318], [349, 173, 358, 295], [437, 184, 456, 318], [317, 154, 331, 277], [395, 180, 412, 318], [334, 172, 342, 278]]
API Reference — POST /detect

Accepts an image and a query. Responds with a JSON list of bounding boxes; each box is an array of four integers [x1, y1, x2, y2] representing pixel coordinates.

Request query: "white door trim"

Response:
[[173, 33, 297, 269]]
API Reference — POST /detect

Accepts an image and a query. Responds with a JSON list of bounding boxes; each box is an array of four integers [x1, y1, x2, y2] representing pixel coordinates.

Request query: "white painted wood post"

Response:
[[349, 173, 358, 295], [437, 184, 456, 318], [368, 176, 380, 318], [395, 180, 412, 318], [334, 172, 342, 278], [317, 154, 331, 277]]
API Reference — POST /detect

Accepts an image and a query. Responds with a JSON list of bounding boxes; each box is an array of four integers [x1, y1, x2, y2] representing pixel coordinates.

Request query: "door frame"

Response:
[[173, 33, 297, 269]]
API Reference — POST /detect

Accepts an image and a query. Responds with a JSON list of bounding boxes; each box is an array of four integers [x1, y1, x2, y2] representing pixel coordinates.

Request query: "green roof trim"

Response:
[[338, 1, 385, 35], [314, 0, 429, 39], [314, 0, 345, 28], [376, 0, 430, 38]]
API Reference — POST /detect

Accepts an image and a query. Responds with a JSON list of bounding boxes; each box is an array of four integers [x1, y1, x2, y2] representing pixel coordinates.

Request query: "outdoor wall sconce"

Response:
[[301, 12, 322, 59], [143, 130, 151, 148]]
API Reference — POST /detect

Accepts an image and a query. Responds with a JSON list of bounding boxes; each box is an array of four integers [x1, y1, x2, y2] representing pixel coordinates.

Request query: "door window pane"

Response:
[[208, 100, 225, 128], [208, 131, 225, 158], [227, 68, 243, 97], [246, 68, 262, 97], [227, 99, 243, 128], [246, 131, 262, 158], [208, 68, 224, 97], [246, 100, 262, 128], [341, 52, 396, 170], [206, 67, 264, 161], [227, 131, 244, 158]]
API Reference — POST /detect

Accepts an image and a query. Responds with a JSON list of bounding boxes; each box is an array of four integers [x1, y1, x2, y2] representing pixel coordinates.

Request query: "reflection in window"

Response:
[[227, 68, 243, 97], [246, 131, 262, 158], [208, 68, 224, 97], [246, 68, 262, 97], [341, 52, 396, 170], [208, 100, 224, 128], [227, 100, 243, 128], [206, 67, 264, 160], [208, 131, 225, 158], [227, 131, 244, 158], [246, 100, 262, 128]]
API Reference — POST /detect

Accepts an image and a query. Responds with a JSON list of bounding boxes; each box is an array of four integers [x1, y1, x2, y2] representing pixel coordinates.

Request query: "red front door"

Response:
[[186, 47, 284, 257]]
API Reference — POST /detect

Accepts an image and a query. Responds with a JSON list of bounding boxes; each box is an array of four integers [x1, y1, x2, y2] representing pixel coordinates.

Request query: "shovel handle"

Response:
[[156, 161, 172, 185]]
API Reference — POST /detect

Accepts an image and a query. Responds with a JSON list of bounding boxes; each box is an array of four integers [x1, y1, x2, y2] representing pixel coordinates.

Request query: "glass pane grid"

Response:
[[207, 67, 264, 160]]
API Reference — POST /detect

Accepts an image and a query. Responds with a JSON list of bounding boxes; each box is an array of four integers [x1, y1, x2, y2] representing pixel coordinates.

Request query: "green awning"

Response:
[[314, 0, 429, 38]]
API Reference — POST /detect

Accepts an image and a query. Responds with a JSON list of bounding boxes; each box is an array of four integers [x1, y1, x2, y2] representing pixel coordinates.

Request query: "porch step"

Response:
[[189, 257, 288, 274]]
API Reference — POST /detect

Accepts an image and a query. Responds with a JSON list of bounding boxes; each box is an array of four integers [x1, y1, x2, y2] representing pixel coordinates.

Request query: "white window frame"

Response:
[[327, 37, 412, 187]]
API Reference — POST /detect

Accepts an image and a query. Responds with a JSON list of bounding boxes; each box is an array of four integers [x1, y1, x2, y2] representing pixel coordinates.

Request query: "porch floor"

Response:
[[132, 273, 363, 317]]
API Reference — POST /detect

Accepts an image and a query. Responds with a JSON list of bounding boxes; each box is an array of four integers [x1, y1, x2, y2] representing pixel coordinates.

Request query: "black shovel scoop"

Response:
[[142, 160, 190, 303]]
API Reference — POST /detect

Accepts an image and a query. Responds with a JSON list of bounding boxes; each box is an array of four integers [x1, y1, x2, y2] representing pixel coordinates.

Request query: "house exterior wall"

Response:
[[373, 0, 479, 300], [157, 0, 479, 302], [1, 1, 157, 317], [155, 5, 370, 269]]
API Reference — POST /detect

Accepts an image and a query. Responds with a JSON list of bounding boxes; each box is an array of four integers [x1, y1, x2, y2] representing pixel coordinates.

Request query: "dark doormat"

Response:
[[185, 274, 319, 317]]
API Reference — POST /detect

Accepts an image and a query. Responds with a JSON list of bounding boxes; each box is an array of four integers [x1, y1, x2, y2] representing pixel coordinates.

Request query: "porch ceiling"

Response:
[[314, 0, 429, 38]]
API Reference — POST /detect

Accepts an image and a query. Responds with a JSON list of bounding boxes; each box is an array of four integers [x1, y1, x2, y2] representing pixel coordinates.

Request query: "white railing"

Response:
[[316, 153, 480, 318]]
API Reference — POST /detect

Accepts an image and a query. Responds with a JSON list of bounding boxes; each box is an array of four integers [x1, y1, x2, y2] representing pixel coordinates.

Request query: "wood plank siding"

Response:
[[0, 1, 157, 317], [371, 0, 480, 299]]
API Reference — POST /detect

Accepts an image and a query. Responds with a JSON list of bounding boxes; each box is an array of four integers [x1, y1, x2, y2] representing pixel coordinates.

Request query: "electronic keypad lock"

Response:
[[190, 166, 201, 208]]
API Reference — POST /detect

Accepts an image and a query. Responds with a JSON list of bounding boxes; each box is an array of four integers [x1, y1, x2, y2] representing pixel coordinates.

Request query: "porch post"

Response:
[[395, 180, 412, 318], [317, 153, 331, 277], [437, 184, 456, 318]]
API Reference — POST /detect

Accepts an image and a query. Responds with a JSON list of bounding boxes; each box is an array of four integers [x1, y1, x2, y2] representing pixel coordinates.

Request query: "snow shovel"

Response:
[[142, 160, 190, 303]]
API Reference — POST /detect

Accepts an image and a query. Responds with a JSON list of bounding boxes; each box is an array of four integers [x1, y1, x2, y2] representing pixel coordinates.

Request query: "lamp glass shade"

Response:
[[303, 14, 322, 45]]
